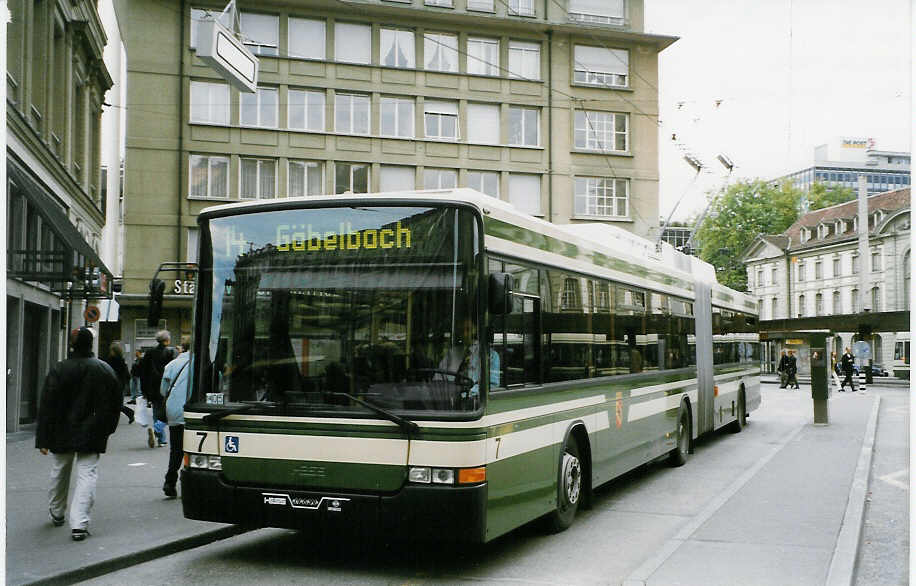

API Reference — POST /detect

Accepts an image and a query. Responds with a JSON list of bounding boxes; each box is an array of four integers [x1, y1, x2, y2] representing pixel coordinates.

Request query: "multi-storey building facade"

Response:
[[743, 188, 910, 372], [6, 0, 116, 431], [112, 0, 676, 353], [771, 139, 910, 198]]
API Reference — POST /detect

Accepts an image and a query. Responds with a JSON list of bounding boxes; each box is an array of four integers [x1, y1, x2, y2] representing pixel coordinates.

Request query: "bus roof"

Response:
[[198, 188, 756, 314]]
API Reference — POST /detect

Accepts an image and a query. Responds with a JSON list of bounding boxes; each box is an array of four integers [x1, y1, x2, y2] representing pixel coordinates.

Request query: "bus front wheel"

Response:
[[543, 434, 581, 533]]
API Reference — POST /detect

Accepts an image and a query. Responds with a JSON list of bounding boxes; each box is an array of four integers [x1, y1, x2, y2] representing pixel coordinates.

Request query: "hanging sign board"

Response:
[[196, 19, 258, 93]]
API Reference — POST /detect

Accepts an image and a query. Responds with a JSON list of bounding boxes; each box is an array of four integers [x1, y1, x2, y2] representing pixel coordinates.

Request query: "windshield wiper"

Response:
[[202, 401, 281, 424], [328, 392, 419, 436]]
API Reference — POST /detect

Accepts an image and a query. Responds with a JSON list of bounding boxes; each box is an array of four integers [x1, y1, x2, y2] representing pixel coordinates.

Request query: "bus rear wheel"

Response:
[[668, 406, 690, 467], [543, 434, 581, 533]]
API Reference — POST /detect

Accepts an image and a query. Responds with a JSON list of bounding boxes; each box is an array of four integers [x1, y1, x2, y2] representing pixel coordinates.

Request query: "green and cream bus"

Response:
[[176, 189, 761, 542]]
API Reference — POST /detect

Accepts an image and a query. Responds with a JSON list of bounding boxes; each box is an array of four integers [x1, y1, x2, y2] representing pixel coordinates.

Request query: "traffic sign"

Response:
[[853, 340, 871, 360], [84, 305, 101, 323]]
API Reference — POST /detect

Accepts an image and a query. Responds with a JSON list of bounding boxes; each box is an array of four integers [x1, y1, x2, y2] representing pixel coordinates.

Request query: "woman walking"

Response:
[[103, 343, 134, 424]]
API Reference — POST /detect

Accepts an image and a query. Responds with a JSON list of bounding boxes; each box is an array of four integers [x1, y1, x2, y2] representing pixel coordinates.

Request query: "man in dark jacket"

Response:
[[785, 350, 800, 389], [36, 327, 121, 541], [140, 330, 178, 448], [777, 350, 790, 388], [840, 347, 857, 391]]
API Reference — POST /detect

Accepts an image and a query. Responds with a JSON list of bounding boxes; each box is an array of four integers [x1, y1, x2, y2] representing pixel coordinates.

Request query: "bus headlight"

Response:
[[188, 454, 222, 470], [409, 467, 458, 484], [408, 467, 431, 483]]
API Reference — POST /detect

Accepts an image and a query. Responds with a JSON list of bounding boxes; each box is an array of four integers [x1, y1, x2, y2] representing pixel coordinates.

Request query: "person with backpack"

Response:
[[161, 336, 192, 498], [139, 330, 178, 448], [35, 327, 121, 541]]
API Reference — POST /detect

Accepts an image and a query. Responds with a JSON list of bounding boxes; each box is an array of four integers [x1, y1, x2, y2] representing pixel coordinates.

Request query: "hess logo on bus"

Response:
[[276, 222, 412, 252]]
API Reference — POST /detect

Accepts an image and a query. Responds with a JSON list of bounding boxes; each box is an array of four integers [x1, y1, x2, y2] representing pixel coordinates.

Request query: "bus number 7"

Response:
[[196, 432, 208, 452]]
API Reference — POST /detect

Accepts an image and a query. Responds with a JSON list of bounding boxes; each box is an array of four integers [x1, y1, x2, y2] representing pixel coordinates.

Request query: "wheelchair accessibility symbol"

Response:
[[224, 436, 239, 453]]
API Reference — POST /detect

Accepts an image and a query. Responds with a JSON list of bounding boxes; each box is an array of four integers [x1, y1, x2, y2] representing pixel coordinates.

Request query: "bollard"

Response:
[[858, 369, 867, 393]]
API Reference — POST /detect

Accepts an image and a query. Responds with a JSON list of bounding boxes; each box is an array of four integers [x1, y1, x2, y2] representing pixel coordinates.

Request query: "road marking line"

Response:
[[878, 469, 908, 491]]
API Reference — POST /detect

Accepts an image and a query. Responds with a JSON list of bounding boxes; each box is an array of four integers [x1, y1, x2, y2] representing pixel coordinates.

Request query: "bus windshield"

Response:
[[200, 205, 482, 414]]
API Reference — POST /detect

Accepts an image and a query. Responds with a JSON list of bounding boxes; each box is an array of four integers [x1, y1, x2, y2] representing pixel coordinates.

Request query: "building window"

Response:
[[851, 288, 859, 313], [508, 0, 535, 15], [379, 165, 416, 191], [508, 173, 541, 215], [467, 170, 499, 197], [574, 177, 628, 218], [424, 168, 457, 189], [335, 22, 371, 64], [797, 261, 805, 282], [573, 45, 628, 87], [871, 287, 881, 311], [424, 33, 458, 72], [187, 227, 200, 263], [288, 89, 326, 132], [288, 18, 326, 59], [815, 293, 823, 316], [568, 0, 625, 24], [189, 155, 229, 199], [425, 0, 454, 6], [380, 97, 415, 138], [424, 100, 459, 140], [832, 257, 840, 277], [772, 297, 778, 319], [561, 278, 580, 309], [771, 266, 777, 285], [380, 28, 415, 68], [797, 294, 805, 317], [574, 110, 628, 152], [467, 37, 500, 76], [288, 160, 323, 196], [508, 41, 540, 80], [335, 162, 370, 194], [871, 251, 881, 271], [335, 93, 370, 135], [466, 103, 500, 144], [508, 106, 539, 146], [240, 87, 278, 128], [467, 0, 494, 11], [190, 81, 230, 125], [852, 254, 859, 273], [756, 269, 763, 288], [240, 12, 278, 56], [815, 260, 822, 279], [240, 158, 276, 199], [832, 290, 841, 315]]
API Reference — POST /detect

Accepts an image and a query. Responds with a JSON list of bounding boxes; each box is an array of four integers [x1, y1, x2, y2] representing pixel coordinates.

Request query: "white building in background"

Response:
[[742, 188, 910, 373]]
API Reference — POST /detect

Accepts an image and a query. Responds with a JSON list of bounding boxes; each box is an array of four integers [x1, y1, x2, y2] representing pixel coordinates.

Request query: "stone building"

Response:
[[6, 0, 116, 431], [111, 0, 676, 356], [742, 188, 910, 374]]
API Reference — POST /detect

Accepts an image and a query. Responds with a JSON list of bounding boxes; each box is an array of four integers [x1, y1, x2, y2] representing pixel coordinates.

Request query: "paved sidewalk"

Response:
[[6, 385, 884, 585], [5, 414, 241, 586]]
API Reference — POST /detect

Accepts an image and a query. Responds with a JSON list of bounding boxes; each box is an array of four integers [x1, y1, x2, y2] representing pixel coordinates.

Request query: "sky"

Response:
[[644, 0, 912, 222]]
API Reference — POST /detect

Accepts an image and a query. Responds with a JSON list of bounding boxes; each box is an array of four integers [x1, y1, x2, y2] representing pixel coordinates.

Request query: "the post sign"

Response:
[[196, 19, 258, 93]]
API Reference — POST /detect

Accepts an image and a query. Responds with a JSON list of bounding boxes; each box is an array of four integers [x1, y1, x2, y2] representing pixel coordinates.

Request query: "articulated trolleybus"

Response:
[[178, 189, 761, 542]]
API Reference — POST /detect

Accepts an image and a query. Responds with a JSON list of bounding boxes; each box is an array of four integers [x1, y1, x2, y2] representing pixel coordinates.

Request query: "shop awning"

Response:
[[7, 156, 114, 298]]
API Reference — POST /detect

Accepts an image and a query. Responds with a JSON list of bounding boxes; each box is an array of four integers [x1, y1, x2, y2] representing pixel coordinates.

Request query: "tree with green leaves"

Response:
[[693, 179, 803, 291], [806, 182, 856, 211]]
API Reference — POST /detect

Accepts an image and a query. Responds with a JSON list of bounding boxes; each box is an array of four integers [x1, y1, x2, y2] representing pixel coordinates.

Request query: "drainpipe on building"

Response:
[[546, 28, 553, 223], [785, 245, 792, 319], [177, 0, 186, 260], [1, 1, 8, 401]]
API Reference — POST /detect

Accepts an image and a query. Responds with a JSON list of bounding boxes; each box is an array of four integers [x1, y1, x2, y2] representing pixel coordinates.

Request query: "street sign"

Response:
[[196, 19, 258, 93], [84, 305, 101, 323], [853, 340, 871, 360]]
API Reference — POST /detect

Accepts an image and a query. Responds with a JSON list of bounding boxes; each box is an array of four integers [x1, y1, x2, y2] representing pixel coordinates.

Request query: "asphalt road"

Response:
[[73, 388, 887, 586], [853, 386, 909, 585]]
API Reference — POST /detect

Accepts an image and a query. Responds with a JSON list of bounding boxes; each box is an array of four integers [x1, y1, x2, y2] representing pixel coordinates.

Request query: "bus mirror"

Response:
[[489, 272, 512, 314], [147, 278, 166, 327]]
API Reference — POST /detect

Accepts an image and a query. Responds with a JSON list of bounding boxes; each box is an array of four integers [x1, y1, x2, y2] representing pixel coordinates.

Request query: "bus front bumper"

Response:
[[181, 469, 487, 543]]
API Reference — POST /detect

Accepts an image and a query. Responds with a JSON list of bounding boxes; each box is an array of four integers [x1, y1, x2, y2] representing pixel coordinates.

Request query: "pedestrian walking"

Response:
[[840, 347, 856, 391], [128, 349, 144, 404], [785, 350, 800, 389], [777, 350, 790, 388], [35, 327, 122, 541], [161, 336, 192, 499], [103, 342, 134, 424], [139, 331, 178, 448], [830, 351, 842, 389]]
